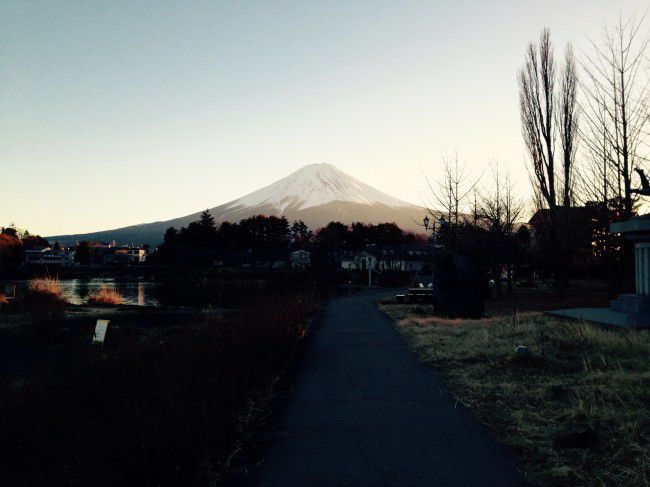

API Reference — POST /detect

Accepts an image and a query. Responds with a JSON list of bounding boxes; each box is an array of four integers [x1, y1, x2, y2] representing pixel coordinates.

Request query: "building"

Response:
[[341, 245, 434, 273], [24, 247, 76, 266], [341, 251, 377, 270], [104, 246, 147, 264]]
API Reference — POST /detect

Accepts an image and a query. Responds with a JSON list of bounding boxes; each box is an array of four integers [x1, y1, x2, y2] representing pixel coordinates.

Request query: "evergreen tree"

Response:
[[199, 210, 216, 229]]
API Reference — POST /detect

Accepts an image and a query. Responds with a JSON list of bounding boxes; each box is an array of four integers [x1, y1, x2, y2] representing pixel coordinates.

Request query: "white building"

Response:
[[341, 251, 377, 270], [24, 247, 76, 266]]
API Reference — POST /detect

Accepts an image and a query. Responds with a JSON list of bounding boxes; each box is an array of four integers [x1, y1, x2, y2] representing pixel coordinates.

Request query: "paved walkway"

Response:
[[254, 290, 523, 486]]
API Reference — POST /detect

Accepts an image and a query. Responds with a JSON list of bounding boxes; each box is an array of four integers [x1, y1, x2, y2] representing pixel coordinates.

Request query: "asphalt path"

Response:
[[254, 289, 524, 486]]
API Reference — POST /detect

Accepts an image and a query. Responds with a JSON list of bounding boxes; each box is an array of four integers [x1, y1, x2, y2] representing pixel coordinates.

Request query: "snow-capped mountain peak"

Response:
[[227, 163, 414, 212], [47, 163, 427, 246]]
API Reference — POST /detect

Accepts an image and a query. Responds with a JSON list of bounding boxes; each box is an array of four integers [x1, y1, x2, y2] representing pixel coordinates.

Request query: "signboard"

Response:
[[93, 319, 110, 344]]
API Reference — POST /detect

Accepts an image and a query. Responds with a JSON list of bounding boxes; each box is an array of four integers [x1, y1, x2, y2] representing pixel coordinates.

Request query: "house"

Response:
[[341, 251, 377, 270], [114, 246, 147, 263], [104, 246, 147, 264], [290, 250, 311, 270], [24, 247, 76, 266], [369, 244, 434, 273], [338, 245, 436, 273]]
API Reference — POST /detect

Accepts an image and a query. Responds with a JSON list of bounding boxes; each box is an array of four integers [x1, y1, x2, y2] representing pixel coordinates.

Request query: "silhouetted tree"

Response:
[[290, 220, 313, 248], [315, 222, 349, 251], [518, 28, 579, 293], [198, 210, 216, 229], [21, 234, 50, 250], [479, 165, 524, 295], [1, 225, 18, 238], [163, 227, 178, 245], [75, 241, 92, 265], [581, 13, 648, 221]]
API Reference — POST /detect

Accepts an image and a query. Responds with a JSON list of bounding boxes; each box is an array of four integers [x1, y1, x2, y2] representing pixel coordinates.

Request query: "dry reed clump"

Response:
[[88, 286, 123, 306], [28, 277, 65, 299], [381, 303, 650, 487], [25, 277, 68, 325]]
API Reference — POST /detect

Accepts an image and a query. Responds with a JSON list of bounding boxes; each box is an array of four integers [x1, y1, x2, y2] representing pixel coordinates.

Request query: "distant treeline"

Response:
[[0, 226, 51, 268], [151, 210, 424, 266]]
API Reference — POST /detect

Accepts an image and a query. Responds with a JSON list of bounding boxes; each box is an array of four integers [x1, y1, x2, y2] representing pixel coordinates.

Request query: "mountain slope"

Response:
[[47, 164, 427, 246]]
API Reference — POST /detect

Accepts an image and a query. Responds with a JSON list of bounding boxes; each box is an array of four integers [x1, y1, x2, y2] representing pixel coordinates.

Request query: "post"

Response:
[[368, 267, 372, 288], [432, 223, 437, 291]]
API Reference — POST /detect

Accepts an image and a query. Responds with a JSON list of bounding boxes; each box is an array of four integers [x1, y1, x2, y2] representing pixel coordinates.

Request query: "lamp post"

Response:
[[423, 215, 445, 292]]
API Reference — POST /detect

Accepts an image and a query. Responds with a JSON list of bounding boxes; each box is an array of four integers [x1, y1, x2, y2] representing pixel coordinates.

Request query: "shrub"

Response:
[[25, 277, 67, 325], [88, 286, 123, 306], [28, 277, 64, 298]]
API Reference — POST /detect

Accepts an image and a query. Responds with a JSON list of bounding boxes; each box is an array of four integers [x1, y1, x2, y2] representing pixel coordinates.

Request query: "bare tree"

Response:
[[422, 151, 482, 252], [427, 151, 480, 226], [519, 28, 582, 293], [582, 13, 649, 219], [558, 44, 580, 206], [519, 28, 581, 209], [519, 28, 557, 210], [479, 164, 524, 294]]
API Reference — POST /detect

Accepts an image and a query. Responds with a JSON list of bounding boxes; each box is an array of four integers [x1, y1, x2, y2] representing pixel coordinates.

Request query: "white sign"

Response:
[[93, 319, 110, 344]]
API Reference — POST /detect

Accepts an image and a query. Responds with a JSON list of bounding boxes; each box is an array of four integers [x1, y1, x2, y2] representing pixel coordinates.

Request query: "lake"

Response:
[[56, 278, 159, 306]]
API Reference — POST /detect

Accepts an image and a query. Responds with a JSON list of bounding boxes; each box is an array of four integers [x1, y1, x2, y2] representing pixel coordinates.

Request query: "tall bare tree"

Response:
[[520, 28, 580, 210], [582, 13, 649, 219], [519, 28, 558, 210], [558, 44, 580, 206], [519, 28, 581, 293]]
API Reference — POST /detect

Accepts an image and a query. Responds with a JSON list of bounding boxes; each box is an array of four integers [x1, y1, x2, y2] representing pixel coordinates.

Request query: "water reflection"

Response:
[[138, 281, 145, 306], [56, 278, 159, 306]]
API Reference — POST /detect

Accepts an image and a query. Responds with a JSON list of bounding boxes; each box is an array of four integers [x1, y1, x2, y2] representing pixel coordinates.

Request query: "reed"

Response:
[[88, 286, 123, 306]]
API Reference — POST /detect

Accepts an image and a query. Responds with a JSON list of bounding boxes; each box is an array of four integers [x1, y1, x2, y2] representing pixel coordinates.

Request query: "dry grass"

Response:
[[382, 303, 650, 486], [28, 277, 64, 298], [26, 278, 68, 324], [88, 286, 123, 306]]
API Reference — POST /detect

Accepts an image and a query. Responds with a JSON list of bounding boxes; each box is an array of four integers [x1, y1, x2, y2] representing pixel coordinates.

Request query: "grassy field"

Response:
[[381, 294, 649, 486]]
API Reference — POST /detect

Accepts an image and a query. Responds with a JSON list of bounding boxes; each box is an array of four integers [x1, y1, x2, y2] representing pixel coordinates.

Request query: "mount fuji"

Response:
[[48, 164, 427, 246]]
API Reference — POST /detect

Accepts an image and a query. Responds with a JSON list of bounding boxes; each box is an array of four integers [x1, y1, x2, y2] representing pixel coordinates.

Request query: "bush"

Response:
[[28, 277, 64, 298], [88, 286, 123, 306], [25, 277, 68, 325]]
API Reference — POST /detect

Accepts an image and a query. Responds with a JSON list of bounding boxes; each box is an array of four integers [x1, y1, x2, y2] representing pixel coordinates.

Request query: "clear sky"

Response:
[[1, 0, 647, 235]]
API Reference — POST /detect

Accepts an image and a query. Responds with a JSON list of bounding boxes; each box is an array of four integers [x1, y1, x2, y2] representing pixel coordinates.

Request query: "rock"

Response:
[[553, 427, 598, 449]]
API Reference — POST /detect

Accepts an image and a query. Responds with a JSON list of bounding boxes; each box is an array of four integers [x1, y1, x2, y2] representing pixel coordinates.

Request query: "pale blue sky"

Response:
[[1, 0, 646, 234]]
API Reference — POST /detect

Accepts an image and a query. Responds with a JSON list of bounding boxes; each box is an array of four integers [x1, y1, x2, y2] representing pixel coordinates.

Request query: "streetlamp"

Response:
[[423, 215, 446, 292]]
